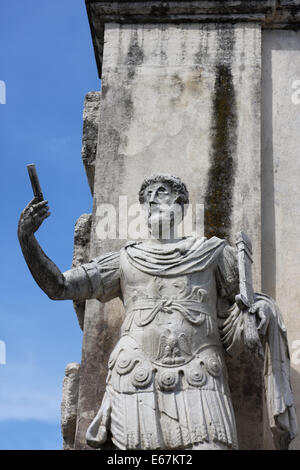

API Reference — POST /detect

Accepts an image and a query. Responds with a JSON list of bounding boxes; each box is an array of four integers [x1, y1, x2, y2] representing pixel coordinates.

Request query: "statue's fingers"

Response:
[[29, 196, 40, 205], [39, 212, 51, 223], [23, 197, 40, 213], [249, 304, 258, 315], [257, 318, 268, 336], [35, 200, 48, 208], [31, 201, 48, 213], [36, 207, 49, 216], [257, 313, 266, 331], [31, 204, 49, 217]]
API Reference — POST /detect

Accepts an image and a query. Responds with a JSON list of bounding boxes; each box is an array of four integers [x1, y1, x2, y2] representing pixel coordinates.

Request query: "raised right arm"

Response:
[[18, 198, 90, 301]]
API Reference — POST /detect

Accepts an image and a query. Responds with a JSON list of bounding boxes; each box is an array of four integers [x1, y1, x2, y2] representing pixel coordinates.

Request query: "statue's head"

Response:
[[138, 174, 189, 238]]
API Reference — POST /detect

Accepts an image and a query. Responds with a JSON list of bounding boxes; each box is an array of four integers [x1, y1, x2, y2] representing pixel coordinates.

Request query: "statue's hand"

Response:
[[250, 300, 271, 336], [18, 198, 50, 239]]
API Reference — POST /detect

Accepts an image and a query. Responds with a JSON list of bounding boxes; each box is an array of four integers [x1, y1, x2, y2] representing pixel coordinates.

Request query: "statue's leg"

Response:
[[86, 391, 111, 448]]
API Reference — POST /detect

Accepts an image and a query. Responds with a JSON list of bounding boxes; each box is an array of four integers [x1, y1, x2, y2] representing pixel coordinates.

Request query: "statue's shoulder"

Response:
[[124, 240, 142, 248], [90, 250, 121, 268], [188, 235, 227, 249]]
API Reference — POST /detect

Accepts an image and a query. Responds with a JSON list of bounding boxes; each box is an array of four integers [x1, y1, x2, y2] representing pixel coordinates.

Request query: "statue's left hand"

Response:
[[249, 300, 271, 336]]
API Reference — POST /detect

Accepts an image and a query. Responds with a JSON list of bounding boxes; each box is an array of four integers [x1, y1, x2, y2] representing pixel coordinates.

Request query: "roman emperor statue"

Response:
[[18, 174, 298, 450]]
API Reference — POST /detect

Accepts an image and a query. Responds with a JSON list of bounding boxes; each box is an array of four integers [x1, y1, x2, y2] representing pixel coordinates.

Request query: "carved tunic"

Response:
[[72, 236, 241, 449]]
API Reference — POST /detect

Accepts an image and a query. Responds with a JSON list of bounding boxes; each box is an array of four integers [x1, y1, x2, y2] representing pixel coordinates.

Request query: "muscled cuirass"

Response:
[[107, 247, 230, 398]]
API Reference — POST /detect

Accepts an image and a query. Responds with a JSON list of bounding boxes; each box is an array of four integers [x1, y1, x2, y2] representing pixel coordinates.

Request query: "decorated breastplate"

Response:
[[120, 276, 220, 368]]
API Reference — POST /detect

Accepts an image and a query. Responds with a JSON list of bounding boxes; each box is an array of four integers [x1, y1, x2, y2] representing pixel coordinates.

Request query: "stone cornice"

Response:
[[85, 0, 300, 76]]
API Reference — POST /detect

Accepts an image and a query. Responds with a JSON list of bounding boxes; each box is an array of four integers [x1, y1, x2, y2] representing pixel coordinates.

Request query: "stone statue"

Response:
[[18, 174, 298, 450]]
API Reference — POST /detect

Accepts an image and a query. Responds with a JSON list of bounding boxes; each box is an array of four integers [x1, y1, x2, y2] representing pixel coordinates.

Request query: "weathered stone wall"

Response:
[[91, 21, 262, 276], [74, 22, 263, 450], [72, 213, 92, 331], [261, 29, 300, 450], [61, 362, 80, 450], [81, 92, 101, 196]]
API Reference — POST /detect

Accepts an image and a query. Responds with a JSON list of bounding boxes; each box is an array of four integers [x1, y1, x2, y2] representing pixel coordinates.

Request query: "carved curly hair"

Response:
[[138, 174, 189, 207]]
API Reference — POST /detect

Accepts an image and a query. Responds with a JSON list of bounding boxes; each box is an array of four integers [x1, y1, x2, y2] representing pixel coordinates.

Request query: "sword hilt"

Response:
[[235, 231, 264, 360]]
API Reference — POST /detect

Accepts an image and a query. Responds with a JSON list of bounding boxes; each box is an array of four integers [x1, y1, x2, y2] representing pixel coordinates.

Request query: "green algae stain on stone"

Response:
[[204, 63, 237, 241], [127, 27, 144, 80]]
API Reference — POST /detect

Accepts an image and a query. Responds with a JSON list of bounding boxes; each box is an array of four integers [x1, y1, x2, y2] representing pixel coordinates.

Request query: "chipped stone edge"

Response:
[[86, 0, 300, 76], [82, 92, 101, 196], [61, 362, 81, 450], [72, 213, 93, 331]]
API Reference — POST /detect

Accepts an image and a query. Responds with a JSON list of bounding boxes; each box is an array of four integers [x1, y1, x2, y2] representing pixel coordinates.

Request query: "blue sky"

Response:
[[0, 0, 100, 449]]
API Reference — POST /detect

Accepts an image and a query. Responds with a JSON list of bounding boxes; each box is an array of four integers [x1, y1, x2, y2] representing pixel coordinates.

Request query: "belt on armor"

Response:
[[124, 298, 217, 327]]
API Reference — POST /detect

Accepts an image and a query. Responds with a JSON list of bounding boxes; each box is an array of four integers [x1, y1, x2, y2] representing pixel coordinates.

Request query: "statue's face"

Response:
[[142, 182, 183, 238]]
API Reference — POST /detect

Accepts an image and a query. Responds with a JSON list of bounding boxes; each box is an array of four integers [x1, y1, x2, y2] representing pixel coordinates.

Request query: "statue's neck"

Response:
[[147, 229, 183, 245]]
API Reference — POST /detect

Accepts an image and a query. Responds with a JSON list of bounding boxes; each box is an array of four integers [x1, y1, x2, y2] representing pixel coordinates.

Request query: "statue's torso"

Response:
[[122, 248, 221, 353], [103, 243, 238, 449], [107, 247, 229, 394]]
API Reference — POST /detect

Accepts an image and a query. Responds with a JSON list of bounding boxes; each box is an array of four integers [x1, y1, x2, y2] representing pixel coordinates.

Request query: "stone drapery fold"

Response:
[[124, 236, 226, 276], [219, 294, 298, 449]]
